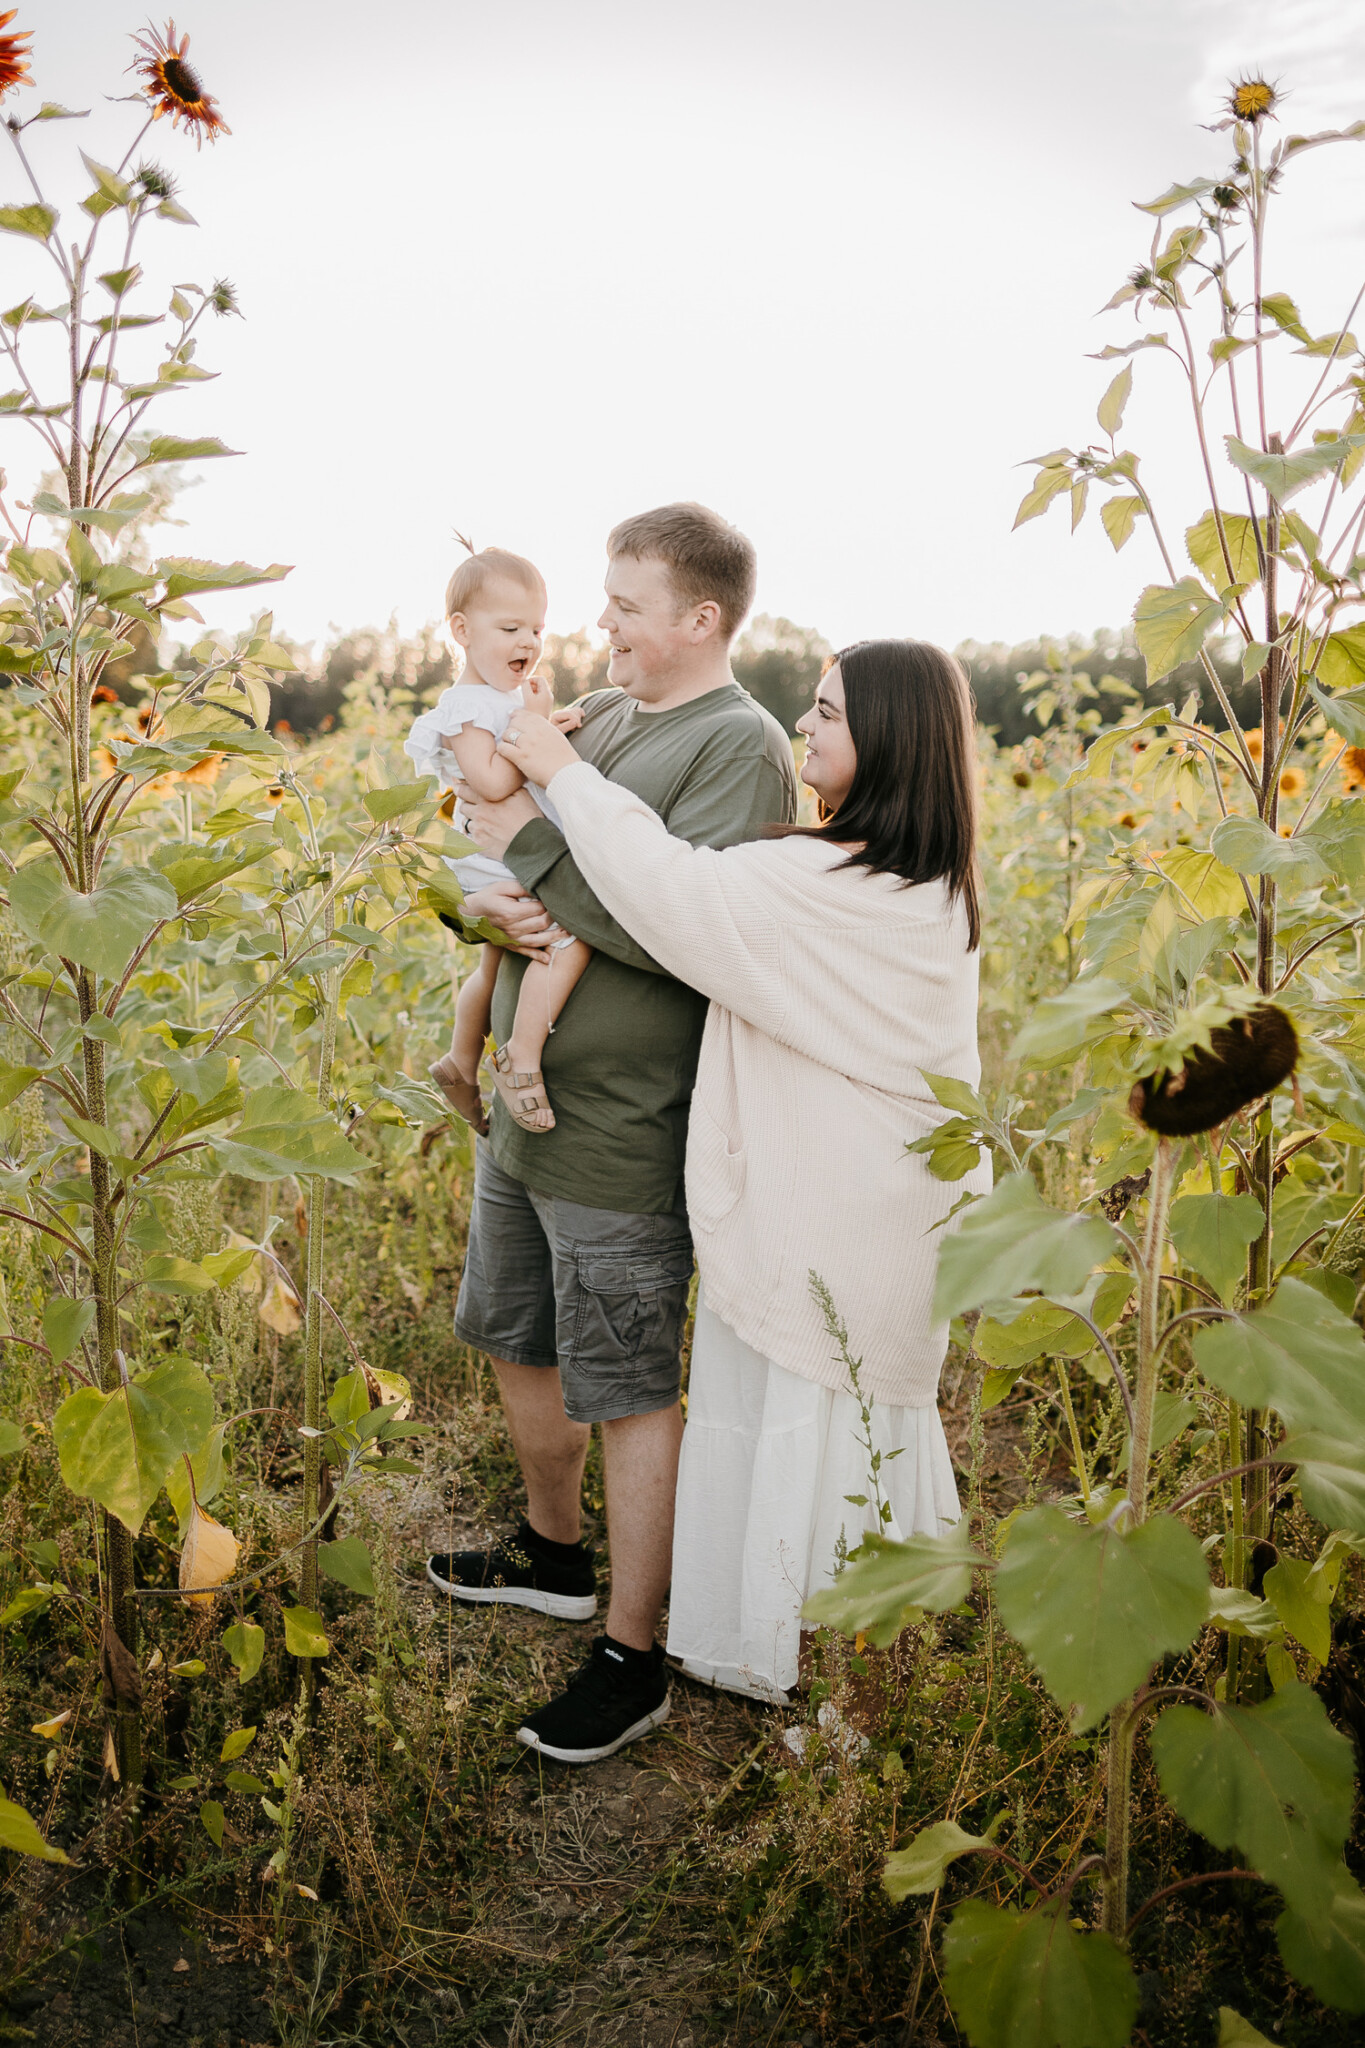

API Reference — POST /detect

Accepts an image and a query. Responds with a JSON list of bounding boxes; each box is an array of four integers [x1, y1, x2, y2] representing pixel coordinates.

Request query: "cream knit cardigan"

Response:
[[545, 759, 992, 1409]]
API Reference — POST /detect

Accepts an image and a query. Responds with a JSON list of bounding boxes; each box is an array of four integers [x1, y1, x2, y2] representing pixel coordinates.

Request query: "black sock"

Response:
[[602, 1632, 659, 1670], [519, 1518, 589, 1563]]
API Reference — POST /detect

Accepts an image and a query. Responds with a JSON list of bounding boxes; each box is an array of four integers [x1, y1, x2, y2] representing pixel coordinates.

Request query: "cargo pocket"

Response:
[[571, 1246, 695, 1369]]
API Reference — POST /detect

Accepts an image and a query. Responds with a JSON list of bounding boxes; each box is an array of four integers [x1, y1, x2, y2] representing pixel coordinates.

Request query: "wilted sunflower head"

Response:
[[1342, 746, 1365, 794], [1211, 184, 1243, 212], [1228, 77, 1278, 123], [0, 10, 32, 98], [130, 20, 230, 147], [1278, 764, 1306, 798], [1129, 1003, 1298, 1137]]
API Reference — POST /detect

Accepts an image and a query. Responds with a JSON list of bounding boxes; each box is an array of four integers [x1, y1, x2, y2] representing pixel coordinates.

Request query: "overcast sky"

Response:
[[10, 0, 1365, 658]]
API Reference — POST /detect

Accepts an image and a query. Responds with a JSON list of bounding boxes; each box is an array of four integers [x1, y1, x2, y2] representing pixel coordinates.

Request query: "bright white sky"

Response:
[[10, 0, 1365, 658]]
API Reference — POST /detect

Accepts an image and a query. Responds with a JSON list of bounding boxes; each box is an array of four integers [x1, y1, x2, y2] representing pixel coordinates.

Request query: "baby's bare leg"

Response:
[[494, 940, 593, 1134], [429, 942, 500, 1133]]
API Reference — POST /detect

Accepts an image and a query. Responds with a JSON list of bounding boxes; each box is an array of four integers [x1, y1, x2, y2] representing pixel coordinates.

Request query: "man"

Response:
[[425, 503, 798, 1763]]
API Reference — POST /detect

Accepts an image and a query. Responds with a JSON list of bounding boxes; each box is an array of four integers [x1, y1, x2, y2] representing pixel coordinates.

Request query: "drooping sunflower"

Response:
[[1228, 77, 1278, 124], [0, 11, 32, 100], [130, 20, 230, 146]]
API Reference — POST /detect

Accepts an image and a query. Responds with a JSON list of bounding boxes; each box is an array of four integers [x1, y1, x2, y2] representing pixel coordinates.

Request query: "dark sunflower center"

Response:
[[161, 55, 204, 105]]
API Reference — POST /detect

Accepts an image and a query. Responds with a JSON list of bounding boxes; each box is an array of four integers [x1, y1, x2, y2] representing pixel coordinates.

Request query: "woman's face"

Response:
[[796, 663, 857, 811]]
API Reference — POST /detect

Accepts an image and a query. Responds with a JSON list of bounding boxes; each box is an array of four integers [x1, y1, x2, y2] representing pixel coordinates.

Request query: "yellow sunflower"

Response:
[[1343, 746, 1365, 795], [1229, 78, 1277, 123], [181, 752, 223, 787], [1278, 765, 1306, 799], [1244, 727, 1264, 763], [130, 21, 230, 146], [0, 11, 32, 100]]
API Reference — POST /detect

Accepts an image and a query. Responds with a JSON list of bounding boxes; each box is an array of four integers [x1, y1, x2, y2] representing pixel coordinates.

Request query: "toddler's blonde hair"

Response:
[[444, 542, 545, 621]]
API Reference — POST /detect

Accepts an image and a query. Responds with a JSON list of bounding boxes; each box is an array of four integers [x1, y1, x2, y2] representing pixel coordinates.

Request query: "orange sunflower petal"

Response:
[[129, 19, 230, 147]]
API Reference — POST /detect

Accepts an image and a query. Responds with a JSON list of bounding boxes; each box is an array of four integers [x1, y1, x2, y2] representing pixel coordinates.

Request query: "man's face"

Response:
[[450, 575, 546, 692], [598, 554, 703, 702]]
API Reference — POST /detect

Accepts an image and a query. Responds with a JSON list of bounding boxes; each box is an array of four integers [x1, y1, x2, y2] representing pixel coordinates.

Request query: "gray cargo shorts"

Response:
[[454, 1141, 694, 1424]]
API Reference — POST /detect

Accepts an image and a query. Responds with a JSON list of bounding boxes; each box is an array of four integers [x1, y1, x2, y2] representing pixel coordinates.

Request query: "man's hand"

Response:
[[462, 876, 566, 963], [464, 787, 542, 860]]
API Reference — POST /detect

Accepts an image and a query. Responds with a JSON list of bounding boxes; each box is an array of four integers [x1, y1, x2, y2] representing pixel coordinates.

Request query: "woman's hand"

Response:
[[463, 787, 543, 860], [497, 712, 580, 788]]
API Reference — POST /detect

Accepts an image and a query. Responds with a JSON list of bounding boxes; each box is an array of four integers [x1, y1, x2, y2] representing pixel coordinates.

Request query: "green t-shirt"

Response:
[[489, 680, 799, 1214]]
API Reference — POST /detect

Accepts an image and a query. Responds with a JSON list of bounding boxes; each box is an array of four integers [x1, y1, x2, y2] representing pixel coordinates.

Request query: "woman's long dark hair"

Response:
[[778, 638, 981, 949]]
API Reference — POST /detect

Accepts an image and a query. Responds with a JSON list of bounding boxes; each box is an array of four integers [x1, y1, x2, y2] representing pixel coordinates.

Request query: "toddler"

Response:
[[404, 544, 590, 1135]]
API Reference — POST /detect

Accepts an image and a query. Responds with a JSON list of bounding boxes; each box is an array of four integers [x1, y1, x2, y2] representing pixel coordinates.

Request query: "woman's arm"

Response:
[[488, 752, 790, 1031]]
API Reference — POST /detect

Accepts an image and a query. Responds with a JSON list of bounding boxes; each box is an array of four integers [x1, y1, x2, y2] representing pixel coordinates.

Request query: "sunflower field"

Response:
[[0, 22, 1364, 2048]]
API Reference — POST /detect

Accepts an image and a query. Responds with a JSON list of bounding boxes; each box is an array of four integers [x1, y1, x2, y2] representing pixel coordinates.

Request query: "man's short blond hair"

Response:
[[607, 502, 756, 641], [444, 546, 545, 621]]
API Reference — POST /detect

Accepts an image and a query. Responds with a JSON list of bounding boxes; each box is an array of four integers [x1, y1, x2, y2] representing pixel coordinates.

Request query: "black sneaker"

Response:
[[517, 1636, 671, 1764], [426, 1520, 597, 1621]]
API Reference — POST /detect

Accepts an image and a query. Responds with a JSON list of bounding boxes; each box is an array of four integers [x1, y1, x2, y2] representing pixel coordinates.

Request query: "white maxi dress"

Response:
[[668, 1294, 961, 1700]]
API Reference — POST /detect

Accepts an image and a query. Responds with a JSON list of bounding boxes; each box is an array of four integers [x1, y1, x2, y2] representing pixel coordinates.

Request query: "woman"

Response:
[[471, 639, 990, 1701]]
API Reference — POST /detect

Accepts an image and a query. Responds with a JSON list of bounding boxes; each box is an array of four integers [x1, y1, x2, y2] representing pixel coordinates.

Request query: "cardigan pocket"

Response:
[[686, 1098, 746, 1233]]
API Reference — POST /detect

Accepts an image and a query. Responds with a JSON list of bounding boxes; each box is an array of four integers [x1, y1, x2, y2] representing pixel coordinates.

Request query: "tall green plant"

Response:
[[810, 75, 1365, 2043], [0, 22, 449, 1802]]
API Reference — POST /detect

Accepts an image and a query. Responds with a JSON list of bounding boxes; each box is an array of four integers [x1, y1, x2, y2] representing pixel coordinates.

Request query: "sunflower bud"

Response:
[[1228, 79, 1277, 123], [1128, 1004, 1298, 1137]]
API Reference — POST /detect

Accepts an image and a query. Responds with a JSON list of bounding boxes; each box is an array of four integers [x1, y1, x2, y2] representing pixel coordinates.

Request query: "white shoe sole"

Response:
[[515, 1694, 671, 1764], [426, 1559, 596, 1621]]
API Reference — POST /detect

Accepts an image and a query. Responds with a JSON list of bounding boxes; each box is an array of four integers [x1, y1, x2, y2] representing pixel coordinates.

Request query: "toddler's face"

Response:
[[450, 575, 546, 693]]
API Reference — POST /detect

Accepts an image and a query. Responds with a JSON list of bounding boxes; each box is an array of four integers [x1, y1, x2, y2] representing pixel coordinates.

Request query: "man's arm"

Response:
[[503, 744, 794, 974]]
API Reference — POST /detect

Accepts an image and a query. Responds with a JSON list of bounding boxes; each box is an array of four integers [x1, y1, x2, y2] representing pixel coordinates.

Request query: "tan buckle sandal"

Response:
[[427, 1054, 489, 1138], [490, 1044, 555, 1133]]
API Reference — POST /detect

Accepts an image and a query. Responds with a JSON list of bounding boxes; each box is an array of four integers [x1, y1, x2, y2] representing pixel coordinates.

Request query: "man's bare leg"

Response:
[[600, 1403, 684, 1651], [492, 1356, 589, 1545]]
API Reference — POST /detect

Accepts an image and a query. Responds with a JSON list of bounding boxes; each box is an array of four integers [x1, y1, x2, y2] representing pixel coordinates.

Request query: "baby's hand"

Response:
[[519, 670, 557, 720], [551, 703, 585, 733]]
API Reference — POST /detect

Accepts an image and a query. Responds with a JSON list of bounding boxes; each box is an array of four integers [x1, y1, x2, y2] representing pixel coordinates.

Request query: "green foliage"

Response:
[[1151, 1684, 1355, 1915], [994, 1507, 1208, 1728], [801, 1524, 982, 1645], [941, 1901, 1138, 2048], [934, 1174, 1116, 1317], [884, 1819, 995, 1899]]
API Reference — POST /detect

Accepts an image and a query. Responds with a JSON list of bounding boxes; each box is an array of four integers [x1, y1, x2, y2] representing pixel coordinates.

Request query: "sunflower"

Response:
[[93, 745, 119, 779], [1228, 78, 1277, 123], [0, 11, 32, 100], [181, 751, 222, 787], [1278, 765, 1306, 798], [130, 21, 230, 146], [1341, 746, 1365, 795], [1244, 727, 1264, 763], [261, 784, 287, 808], [90, 683, 119, 705]]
